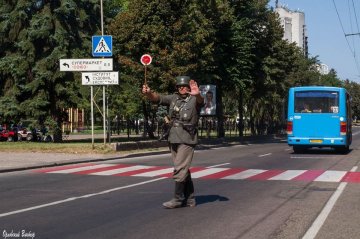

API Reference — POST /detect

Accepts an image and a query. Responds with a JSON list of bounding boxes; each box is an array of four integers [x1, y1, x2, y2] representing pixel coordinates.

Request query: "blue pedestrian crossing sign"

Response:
[[92, 35, 112, 57]]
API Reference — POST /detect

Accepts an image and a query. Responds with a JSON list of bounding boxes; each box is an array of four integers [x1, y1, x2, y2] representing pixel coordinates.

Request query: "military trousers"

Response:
[[169, 143, 195, 182]]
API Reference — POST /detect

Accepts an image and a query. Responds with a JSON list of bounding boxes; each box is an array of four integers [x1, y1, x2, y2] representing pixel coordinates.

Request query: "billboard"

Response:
[[199, 85, 216, 116]]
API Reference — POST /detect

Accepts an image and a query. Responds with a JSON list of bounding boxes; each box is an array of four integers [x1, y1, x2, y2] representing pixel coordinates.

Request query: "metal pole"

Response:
[[107, 92, 111, 144], [100, 0, 106, 145], [103, 86, 106, 145], [100, 0, 104, 35], [91, 86, 94, 149]]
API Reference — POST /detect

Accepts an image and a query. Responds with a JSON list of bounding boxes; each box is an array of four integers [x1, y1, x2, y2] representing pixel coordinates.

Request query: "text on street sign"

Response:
[[82, 72, 119, 85], [60, 58, 113, 71]]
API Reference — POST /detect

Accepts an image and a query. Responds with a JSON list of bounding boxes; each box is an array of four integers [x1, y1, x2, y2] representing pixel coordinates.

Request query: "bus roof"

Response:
[[290, 86, 345, 91]]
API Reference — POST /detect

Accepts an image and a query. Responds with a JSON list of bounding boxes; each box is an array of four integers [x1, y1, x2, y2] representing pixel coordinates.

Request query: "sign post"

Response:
[[58, 0, 113, 148], [140, 54, 152, 85]]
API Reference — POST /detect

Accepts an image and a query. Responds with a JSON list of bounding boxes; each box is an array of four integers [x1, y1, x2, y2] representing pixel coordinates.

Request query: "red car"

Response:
[[0, 127, 16, 141]]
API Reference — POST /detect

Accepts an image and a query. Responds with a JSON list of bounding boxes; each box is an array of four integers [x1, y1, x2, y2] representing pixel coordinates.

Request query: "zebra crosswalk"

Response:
[[33, 163, 360, 183]]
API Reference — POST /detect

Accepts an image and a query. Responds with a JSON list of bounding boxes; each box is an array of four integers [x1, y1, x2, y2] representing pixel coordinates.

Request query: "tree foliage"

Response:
[[0, 0, 101, 141]]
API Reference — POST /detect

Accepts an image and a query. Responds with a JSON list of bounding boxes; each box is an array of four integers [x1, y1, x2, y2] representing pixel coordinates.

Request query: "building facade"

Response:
[[275, 1, 308, 57]]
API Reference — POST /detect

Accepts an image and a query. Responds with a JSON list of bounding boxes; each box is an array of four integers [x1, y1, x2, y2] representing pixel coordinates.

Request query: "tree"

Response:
[[344, 79, 360, 119], [0, 0, 102, 141], [109, 0, 218, 137]]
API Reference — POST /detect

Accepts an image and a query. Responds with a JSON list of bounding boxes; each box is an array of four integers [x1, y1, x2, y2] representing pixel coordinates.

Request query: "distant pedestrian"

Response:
[[142, 76, 204, 209]]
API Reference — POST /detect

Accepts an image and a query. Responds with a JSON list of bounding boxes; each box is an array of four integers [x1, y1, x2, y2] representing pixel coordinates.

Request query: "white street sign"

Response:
[[60, 58, 113, 71], [82, 72, 119, 85]]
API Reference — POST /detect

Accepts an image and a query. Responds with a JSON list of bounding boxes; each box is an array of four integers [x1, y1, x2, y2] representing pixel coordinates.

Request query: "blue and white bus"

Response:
[[287, 86, 352, 153]]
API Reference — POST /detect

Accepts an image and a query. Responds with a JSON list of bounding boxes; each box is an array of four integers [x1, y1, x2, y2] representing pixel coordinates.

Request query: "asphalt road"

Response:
[[1, 129, 360, 239]]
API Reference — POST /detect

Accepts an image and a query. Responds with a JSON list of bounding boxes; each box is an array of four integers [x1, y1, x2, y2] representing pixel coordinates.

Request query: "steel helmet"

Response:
[[175, 76, 190, 87]]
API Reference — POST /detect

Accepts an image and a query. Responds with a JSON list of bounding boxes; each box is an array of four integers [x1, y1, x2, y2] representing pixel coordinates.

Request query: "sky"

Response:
[[268, 0, 360, 83]]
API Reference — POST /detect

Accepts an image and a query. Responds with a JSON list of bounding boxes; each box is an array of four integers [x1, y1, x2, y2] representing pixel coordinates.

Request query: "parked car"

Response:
[[0, 125, 16, 141], [17, 127, 34, 141], [18, 127, 53, 142]]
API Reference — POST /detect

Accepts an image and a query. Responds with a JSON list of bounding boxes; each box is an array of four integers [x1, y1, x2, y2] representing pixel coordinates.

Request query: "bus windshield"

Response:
[[294, 91, 339, 113]]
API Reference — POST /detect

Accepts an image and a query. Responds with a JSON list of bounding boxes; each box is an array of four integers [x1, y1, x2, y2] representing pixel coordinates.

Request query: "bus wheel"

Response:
[[293, 146, 305, 154]]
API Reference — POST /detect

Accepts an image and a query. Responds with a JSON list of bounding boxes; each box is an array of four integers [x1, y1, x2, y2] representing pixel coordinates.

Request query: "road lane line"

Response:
[[302, 166, 358, 239], [206, 163, 231, 168], [0, 177, 166, 218], [259, 153, 272, 157], [291, 156, 338, 159]]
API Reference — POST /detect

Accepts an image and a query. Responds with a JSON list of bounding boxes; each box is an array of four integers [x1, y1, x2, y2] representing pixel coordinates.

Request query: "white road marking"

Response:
[[0, 177, 166, 218], [268, 170, 307, 181], [302, 166, 358, 239], [191, 168, 229, 178], [90, 165, 153, 175], [291, 156, 338, 159], [222, 169, 267, 179], [206, 163, 231, 168], [48, 164, 114, 174], [132, 168, 173, 177], [259, 153, 272, 157], [314, 170, 347, 182]]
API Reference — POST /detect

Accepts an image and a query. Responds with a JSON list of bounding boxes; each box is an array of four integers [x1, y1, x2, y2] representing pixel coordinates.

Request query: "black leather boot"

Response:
[[162, 182, 185, 209], [184, 176, 196, 207]]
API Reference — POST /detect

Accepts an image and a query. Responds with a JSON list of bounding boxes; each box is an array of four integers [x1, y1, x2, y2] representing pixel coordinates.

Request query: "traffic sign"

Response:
[[140, 54, 152, 65], [82, 72, 119, 85], [60, 58, 113, 71], [92, 35, 112, 57]]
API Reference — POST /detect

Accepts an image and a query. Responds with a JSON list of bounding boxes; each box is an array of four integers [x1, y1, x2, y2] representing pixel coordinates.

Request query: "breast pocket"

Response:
[[180, 107, 194, 121]]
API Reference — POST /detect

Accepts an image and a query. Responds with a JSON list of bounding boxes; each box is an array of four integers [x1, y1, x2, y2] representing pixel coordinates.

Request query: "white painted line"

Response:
[[302, 166, 358, 239], [222, 169, 267, 180], [206, 163, 231, 168], [0, 177, 166, 218], [285, 148, 292, 151], [268, 170, 307, 181], [314, 170, 347, 182], [191, 168, 229, 178], [90, 165, 153, 175], [259, 153, 272, 157], [48, 164, 114, 174], [132, 168, 173, 177], [291, 156, 338, 159]]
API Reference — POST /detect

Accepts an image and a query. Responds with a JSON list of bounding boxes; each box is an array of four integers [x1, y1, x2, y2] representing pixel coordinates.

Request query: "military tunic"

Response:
[[159, 93, 203, 181], [159, 93, 202, 144]]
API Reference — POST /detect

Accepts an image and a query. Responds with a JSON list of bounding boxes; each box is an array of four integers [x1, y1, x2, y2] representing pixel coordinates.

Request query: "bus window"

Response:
[[294, 91, 339, 113]]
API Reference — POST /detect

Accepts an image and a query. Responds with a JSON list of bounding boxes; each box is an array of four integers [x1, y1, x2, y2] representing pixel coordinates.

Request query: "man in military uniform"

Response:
[[142, 76, 204, 209]]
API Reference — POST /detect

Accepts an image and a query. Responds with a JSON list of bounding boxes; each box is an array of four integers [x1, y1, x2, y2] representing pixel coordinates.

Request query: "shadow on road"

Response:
[[195, 194, 229, 205]]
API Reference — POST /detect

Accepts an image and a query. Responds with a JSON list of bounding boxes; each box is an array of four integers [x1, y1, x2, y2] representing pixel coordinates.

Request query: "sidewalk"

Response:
[[0, 134, 285, 173]]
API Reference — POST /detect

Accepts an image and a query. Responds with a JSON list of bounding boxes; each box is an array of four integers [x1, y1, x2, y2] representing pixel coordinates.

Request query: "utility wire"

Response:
[[332, 0, 360, 79], [350, 0, 360, 38]]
